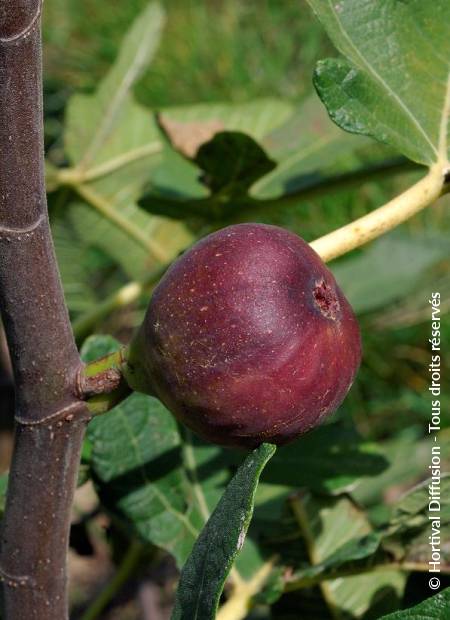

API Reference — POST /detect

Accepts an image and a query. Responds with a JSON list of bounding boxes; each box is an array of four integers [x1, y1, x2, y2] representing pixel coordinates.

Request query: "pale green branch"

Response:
[[310, 165, 447, 261]]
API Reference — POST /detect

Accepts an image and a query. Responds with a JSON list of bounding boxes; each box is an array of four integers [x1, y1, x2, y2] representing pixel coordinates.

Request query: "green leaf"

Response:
[[80, 334, 121, 362], [81, 335, 231, 568], [308, 0, 450, 165], [284, 475, 450, 593], [171, 443, 276, 620], [65, 2, 165, 169], [89, 393, 202, 565], [139, 99, 293, 221], [289, 531, 382, 587], [379, 588, 450, 619], [195, 132, 275, 196], [253, 93, 387, 200], [288, 492, 406, 617], [139, 131, 276, 220], [158, 95, 361, 204], [352, 430, 432, 508], [351, 474, 450, 572], [0, 473, 8, 519], [67, 199, 191, 281], [140, 94, 398, 223], [51, 211, 100, 314], [391, 475, 450, 525], [160, 99, 293, 148], [63, 2, 192, 278]]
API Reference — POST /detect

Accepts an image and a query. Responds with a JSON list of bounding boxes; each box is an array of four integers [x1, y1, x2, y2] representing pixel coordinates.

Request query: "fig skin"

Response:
[[125, 223, 361, 448]]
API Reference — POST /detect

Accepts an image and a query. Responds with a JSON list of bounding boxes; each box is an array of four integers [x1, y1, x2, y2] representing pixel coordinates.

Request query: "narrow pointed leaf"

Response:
[[171, 443, 276, 620]]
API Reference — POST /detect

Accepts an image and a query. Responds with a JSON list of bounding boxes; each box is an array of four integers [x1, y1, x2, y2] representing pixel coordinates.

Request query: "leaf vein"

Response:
[[327, 0, 438, 159]]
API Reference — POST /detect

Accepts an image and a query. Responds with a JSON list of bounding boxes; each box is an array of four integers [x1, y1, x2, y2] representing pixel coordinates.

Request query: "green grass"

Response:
[[43, 0, 330, 105]]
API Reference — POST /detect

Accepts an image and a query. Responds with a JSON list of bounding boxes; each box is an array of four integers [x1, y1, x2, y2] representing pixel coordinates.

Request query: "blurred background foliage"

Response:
[[0, 1, 447, 618]]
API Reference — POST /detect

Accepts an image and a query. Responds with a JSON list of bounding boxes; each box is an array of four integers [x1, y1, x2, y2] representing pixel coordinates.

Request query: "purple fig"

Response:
[[125, 224, 361, 447]]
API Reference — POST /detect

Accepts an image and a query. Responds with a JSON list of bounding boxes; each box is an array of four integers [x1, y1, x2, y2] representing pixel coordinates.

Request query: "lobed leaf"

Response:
[[63, 2, 192, 279], [65, 2, 165, 168], [140, 94, 397, 223]]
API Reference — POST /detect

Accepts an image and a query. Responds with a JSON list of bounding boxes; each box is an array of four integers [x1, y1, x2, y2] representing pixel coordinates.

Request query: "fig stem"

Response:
[[310, 165, 446, 262], [80, 348, 132, 415]]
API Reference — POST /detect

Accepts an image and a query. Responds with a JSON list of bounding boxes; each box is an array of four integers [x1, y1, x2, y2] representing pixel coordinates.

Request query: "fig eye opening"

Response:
[[313, 279, 340, 320]]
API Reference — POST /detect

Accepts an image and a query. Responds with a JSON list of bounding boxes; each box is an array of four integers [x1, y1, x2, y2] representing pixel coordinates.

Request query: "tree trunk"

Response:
[[0, 2, 89, 618]]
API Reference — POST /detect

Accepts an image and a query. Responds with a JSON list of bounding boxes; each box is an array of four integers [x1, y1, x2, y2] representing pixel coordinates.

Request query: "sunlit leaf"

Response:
[[308, 0, 450, 165], [62, 3, 192, 279], [65, 2, 165, 169]]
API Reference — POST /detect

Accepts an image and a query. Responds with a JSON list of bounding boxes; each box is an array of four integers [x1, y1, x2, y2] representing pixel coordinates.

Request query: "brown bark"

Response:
[[0, 2, 90, 618]]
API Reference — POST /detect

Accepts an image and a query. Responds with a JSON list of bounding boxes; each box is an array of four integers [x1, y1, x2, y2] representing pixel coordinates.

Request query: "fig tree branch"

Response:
[[0, 2, 89, 618], [310, 165, 447, 261]]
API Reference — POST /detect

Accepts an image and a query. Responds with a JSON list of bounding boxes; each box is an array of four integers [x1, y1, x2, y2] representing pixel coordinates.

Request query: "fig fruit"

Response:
[[125, 223, 361, 447]]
